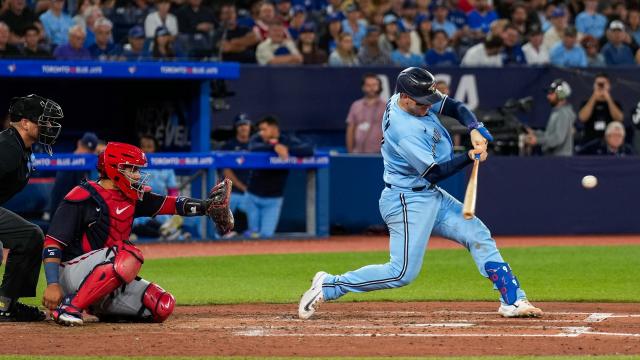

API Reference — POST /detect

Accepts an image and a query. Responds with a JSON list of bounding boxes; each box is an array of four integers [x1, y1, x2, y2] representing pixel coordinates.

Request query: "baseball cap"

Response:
[[327, 12, 342, 23], [301, 22, 315, 33], [550, 8, 565, 18], [80, 132, 99, 152], [292, 5, 305, 14], [366, 25, 381, 34], [383, 14, 398, 25], [234, 113, 251, 127], [609, 20, 625, 31], [128, 25, 145, 39], [155, 26, 170, 37]]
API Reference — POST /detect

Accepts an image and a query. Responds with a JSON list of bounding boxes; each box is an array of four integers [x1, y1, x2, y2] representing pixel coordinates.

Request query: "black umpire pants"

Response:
[[0, 207, 43, 299]]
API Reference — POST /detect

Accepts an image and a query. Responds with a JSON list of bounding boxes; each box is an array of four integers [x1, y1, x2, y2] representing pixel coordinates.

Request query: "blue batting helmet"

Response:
[[395, 67, 443, 105]]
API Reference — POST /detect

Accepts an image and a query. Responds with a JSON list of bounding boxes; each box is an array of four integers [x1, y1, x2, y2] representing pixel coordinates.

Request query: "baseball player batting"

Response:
[[299, 67, 542, 319], [41, 142, 234, 326]]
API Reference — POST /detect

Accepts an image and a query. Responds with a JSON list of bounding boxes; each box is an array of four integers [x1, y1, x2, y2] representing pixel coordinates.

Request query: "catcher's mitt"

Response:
[[207, 178, 234, 234]]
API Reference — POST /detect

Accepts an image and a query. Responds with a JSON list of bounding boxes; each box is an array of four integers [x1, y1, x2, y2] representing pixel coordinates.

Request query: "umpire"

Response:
[[0, 94, 63, 321]]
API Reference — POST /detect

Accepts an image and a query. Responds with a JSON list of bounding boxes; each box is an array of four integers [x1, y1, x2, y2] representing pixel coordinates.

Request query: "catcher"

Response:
[[41, 142, 234, 326]]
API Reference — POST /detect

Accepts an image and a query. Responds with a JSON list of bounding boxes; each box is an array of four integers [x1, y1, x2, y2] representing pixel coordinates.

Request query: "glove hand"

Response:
[[206, 178, 235, 234]]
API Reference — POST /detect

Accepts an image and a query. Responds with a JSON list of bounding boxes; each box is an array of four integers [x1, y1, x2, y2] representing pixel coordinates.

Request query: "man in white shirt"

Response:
[[461, 35, 503, 66], [255, 22, 302, 65], [144, 0, 178, 38], [522, 27, 549, 64]]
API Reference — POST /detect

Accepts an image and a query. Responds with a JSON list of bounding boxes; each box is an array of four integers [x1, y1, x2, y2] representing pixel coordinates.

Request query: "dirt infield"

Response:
[[138, 234, 640, 259], [1, 302, 639, 357], [1, 235, 638, 357]]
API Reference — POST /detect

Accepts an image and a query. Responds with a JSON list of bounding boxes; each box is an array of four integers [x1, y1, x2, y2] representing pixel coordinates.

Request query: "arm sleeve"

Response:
[[423, 153, 474, 184], [46, 201, 84, 247], [135, 191, 174, 217], [438, 96, 480, 129], [396, 135, 436, 176]]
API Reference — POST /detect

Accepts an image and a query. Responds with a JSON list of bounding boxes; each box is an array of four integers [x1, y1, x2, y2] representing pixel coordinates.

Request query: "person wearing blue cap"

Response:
[[341, 3, 367, 49], [542, 7, 567, 52], [379, 14, 399, 54], [298, 22, 328, 65], [319, 13, 342, 53], [288, 5, 307, 40], [49, 132, 99, 219], [122, 25, 147, 61], [152, 26, 176, 59]]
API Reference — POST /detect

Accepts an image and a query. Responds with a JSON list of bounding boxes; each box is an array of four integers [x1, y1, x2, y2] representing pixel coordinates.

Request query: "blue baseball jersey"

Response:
[[381, 93, 454, 189]]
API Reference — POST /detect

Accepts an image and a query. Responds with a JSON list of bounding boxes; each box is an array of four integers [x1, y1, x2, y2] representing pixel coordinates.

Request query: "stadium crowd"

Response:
[[0, 0, 639, 65]]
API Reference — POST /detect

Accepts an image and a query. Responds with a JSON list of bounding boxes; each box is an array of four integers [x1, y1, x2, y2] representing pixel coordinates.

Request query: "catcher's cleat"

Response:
[[52, 296, 84, 326], [498, 299, 543, 318], [298, 271, 327, 320], [0, 301, 46, 322]]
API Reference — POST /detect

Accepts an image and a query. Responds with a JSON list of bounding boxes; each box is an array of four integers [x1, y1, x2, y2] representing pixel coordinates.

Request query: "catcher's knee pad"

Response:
[[143, 283, 175, 323], [71, 245, 144, 310], [485, 261, 520, 305]]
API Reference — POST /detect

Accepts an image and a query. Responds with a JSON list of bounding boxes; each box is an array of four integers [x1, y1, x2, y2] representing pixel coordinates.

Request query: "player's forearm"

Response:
[[423, 153, 473, 184], [42, 245, 62, 285]]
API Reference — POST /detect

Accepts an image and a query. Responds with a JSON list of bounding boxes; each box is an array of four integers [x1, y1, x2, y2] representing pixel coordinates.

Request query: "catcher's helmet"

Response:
[[98, 142, 149, 200], [395, 67, 443, 105], [547, 79, 572, 100], [8, 94, 63, 156]]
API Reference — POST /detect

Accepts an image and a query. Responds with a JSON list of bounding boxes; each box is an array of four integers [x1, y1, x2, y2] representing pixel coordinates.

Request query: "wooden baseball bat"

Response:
[[462, 159, 480, 220]]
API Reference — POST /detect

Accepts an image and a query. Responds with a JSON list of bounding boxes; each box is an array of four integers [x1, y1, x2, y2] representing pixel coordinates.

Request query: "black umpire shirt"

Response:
[[0, 127, 32, 205]]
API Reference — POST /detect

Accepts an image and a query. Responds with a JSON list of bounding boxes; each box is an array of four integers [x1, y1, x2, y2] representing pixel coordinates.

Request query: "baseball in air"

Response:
[[581, 175, 598, 189]]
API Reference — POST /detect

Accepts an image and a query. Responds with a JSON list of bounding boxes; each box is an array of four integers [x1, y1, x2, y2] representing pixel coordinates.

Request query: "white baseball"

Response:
[[581, 175, 598, 189]]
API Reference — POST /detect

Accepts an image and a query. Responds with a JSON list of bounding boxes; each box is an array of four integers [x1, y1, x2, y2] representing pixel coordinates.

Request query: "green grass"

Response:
[[1, 356, 639, 360], [19, 245, 640, 306]]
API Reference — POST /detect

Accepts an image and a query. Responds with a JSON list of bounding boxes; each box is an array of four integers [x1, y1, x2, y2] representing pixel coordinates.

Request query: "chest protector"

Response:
[[81, 181, 136, 250]]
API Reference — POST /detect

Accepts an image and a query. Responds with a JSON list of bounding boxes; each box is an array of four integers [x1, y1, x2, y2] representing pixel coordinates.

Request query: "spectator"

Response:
[[425, 29, 459, 66], [274, 0, 292, 25], [522, 27, 549, 65], [549, 26, 587, 67], [398, 0, 417, 33], [576, 0, 607, 40], [152, 25, 175, 59], [110, 0, 150, 42], [122, 25, 147, 60], [287, 5, 306, 40], [0, 0, 38, 45], [245, 115, 313, 238], [253, 1, 276, 41], [581, 34, 606, 66], [501, 23, 527, 65], [390, 30, 422, 66], [175, 0, 215, 36], [525, 79, 575, 156], [297, 22, 327, 64], [378, 14, 398, 54], [414, 14, 431, 53], [256, 22, 301, 65], [346, 73, 386, 154], [510, 2, 529, 35], [577, 73, 624, 145], [77, 6, 103, 48], [601, 20, 635, 65], [431, 0, 457, 38], [578, 122, 635, 156], [446, 0, 468, 30], [48, 132, 99, 219], [132, 134, 190, 241], [21, 25, 51, 58], [39, 0, 74, 47], [628, 8, 640, 45], [461, 35, 503, 66], [358, 24, 391, 65], [543, 7, 567, 52], [0, 21, 20, 57], [466, 0, 498, 34], [144, 0, 178, 38], [53, 24, 91, 59], [217, 2, 258, 63], [319, 12, 342, 54], [341, 3, 367, 49], [88, 17, 118, 59], [540, 2, 556, 32], [328, 32, 359, 66], [220, 113, 253, 236]]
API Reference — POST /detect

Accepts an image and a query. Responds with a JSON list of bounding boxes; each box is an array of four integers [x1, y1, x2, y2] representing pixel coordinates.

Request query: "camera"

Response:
[[474, 96, 533, 155], [597, 82, 605, 89]]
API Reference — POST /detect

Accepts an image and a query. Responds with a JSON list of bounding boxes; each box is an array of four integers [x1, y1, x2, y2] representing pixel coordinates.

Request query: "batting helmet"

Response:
[[8, 94, 63, 156], [395, 67, 443, 106], [99, 142, 149, 200], [547, 79, 572, 100]]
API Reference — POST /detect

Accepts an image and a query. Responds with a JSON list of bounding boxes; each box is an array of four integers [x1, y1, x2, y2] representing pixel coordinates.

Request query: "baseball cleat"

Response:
[[298, 271, 327, 320], [52, 296, 84, 326], [498, 299, 543, 318]]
